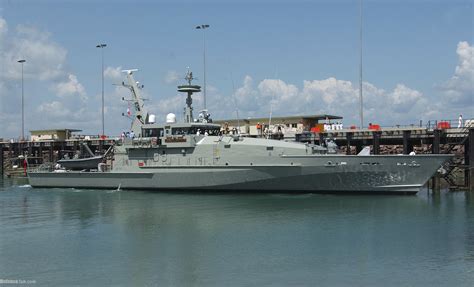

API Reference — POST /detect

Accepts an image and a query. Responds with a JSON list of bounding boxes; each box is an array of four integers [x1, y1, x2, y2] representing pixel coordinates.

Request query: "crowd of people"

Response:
[[120, 131, 135, 139], [324, 122, 344, 131]]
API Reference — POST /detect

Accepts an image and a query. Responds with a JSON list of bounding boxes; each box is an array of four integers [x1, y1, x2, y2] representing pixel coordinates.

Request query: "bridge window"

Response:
[[143, 128, 163, 137]]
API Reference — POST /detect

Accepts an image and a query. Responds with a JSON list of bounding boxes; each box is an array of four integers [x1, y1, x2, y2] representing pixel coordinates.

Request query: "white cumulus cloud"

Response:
[[226, 75, 426, 126], [164, 70, 180, 84], [0, 17, 7, 39], [388, 84, 423, 112], [1, 23, 67, 81], [440, 41, 473, 105], [52, 74, 87, 102], [0, 17, 93, 136], [302, 78, 357, 107], [37, 101, 70, 118], [104, 66, 122, 82]]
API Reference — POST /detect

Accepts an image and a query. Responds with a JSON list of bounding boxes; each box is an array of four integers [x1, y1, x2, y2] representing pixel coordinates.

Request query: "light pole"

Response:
[[195, 24, 209, 110], [96, 43, 107, 136], [359, 0, 364, 129], [17, 59, 26, 141]]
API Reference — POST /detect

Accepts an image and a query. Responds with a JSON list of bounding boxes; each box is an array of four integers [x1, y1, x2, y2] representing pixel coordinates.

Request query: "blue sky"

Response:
[[0, 0, 472, 138]]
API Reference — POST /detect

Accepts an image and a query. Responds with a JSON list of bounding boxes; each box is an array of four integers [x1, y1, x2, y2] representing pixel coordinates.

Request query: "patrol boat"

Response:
[[28, 69, 452, 193]]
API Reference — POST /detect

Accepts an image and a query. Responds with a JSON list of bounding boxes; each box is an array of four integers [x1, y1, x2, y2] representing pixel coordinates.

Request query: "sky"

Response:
[[0, 0, 473, 138]]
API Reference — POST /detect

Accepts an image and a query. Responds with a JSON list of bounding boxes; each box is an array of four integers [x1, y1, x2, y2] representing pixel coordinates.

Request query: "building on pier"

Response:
[[213, 114, 342, 138], [30, 129, 82, 141]]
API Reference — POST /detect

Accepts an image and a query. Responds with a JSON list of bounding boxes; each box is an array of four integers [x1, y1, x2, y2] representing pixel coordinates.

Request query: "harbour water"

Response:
[[0, 178, 473, 286]]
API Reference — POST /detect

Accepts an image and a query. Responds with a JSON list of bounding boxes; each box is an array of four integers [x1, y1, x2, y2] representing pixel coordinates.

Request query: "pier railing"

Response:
[[426, 118, 474, 130]]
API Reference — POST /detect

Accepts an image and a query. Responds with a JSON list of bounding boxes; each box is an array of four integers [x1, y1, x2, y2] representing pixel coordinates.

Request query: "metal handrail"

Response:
[[426, 118, 474, 130], [29, 162, 55, 173]]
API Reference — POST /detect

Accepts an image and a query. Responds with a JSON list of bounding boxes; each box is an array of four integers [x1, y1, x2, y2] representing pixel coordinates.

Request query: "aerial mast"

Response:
[[359, 0, 364, 129], [178, 68, 201, 123], [121, 69, 148, 135]]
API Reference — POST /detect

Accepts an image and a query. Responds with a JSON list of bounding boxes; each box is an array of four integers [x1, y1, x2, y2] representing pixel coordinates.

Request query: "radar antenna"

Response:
[[184, 66, 199, 85], [178, 68, 201, 123]]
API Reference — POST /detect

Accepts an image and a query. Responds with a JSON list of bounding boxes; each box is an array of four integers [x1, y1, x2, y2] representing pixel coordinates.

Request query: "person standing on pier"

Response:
[[458, 114, 463, 128]]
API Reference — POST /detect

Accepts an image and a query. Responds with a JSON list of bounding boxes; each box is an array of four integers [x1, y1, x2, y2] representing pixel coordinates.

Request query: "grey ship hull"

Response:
[[28, 155, 450, 193]]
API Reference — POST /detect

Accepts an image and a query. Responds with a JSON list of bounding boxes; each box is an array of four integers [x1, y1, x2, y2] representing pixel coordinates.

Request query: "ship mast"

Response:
[[178, 68, 201, 123], [359, 0, 364, 129], [122, 69, 148, 135]]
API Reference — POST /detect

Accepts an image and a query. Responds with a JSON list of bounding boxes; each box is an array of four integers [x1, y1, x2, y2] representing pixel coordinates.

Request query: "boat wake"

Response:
[[18, 184, 32, 188]]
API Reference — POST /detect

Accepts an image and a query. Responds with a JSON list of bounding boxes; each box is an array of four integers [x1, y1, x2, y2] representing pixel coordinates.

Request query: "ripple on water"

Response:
[[0, 181, 472, 286]]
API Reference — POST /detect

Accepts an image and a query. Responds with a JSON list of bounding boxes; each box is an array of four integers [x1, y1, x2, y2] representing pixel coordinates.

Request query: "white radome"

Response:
[[166, 113, 176, 124], [149, 114, 156, 124]]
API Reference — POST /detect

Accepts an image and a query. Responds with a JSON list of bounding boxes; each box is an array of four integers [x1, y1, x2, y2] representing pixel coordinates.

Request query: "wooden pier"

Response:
[[1, 127, 473, 191], [0, 138, 114, 178]]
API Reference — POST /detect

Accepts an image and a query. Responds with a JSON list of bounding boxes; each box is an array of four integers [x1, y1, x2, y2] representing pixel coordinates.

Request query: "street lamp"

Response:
[[96, 43, 107, 136], [195, 24, 210, 110], [17, 59, 26, 141], [359, 0, 364, 129]]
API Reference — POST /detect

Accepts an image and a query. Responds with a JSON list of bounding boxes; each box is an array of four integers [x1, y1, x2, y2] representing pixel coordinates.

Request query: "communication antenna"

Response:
[[230, 71, 241, 134], [177, 67, 201, 123], [121, 69, 138, 75], [359, 0, 364, 129], [268, 69, 279, 139]]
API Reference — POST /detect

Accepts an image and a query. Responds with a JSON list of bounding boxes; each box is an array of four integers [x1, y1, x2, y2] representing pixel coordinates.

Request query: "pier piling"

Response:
[[432, 129, 440, 154], [38, 142, 43, 159], [49, 144, 54, 163], [468, 128, 474, 191], [8, 143, 12, 162], [403, 130, 411, 154], [431, 129, 441, 191], [373, 131, 381, 155], [346, 132, 353, 155], [319, 133, 324, 146]]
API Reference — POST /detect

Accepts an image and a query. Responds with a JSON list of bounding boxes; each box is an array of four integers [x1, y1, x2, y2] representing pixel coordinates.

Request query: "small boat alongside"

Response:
[[55, 144, 113, 171], [56, 155, 104, 171]]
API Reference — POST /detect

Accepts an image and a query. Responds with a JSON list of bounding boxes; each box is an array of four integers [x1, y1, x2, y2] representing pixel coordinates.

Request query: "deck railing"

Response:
[[29, 162, 55, 173], [425, 118, 474, 130]]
